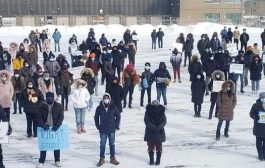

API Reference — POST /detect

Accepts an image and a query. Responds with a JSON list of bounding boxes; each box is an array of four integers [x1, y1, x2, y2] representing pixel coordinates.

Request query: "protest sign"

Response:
[[226, 43, 237, 56], [171, 42, 183, 52], [229, 64, 243, 74], [258, 111, 265, 124], [0, 122, 9, 144], [37, 124, 69, 151], [212, 81, 224, 92]]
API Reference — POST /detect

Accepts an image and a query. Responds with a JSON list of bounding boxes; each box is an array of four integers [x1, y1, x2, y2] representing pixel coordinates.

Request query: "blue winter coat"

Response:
[[52, 32, 62, 42]]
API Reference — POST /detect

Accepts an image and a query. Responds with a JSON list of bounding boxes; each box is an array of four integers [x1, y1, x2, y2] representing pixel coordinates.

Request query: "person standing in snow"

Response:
[[108, 77, 123, 113], [261, 29, 265, 50], [123, 29, 131, 45], [99, 34, 108, 49], [131, 30, 138, 50], [71, 79, 90, 134], [36, 92, 64, 168], [188, 55, 203, 82], [144, 100, 166, 165], [183, 35, 193, 67], [233, 27, 240, 50], [156, 28, 164, 49], [151, 29, 157, 50], [216, 80, 237, 141], [191, 73, 206, 117], [11, 70, 25, 114], [85, 53, 100, 96], [170, 48, 182, 83], [126, 39, 137, 66], [94, 93, 120, 167], [204, 53, 218, 95], [154, 62, 171, 109], [227, 28, 233, 44], [240, 28, 249, 52], [249, 55, 263, 94], [243, 46, 255, 87], [140, 62, 154, 108], [52, 28, 62, 52], [220, 26, 228, 50], [250, 92, 265, 161]]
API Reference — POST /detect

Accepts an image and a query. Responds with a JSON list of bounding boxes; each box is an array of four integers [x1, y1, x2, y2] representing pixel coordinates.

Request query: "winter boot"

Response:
[[97, 158, 105, 167], [178, 79, 182, 83], [81, 127, 86, 133], [173, 79, 176, 83], [77, 128, 82, 134], [216, 129, 221, 141], [148, 151, 154, 165], [155, 151, 162, 165], [224, 128, 229, 138], [64, 106, 68, 111], [258, 150, 264, 161], [55, 161, 62, 167], [110, 157, 120, 165]]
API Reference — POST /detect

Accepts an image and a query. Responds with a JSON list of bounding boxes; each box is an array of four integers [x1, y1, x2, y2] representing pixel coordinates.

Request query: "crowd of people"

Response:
[[0, 26, 264, 168]]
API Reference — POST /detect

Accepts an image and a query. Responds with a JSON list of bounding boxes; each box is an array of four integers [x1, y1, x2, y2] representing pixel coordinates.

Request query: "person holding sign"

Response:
[[250, 92, 265, 161], [94, 93, 121, 167], [36, 92, 64, 168], [250, 55, 263, 94], [216, 80, 237, 141], [140, 62, 154, 108]]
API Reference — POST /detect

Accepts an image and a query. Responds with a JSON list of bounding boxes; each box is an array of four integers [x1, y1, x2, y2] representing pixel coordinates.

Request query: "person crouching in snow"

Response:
[[144, 100, 166, 165], [122, 64, 140, 108], [94, 93, 120, 167], [191, 73, 206, 117], [250, 92, 265, 161], [170, 48, 182, 83], [216, 80, 237, 141], [71, 79, 90, 134], [0, 105, 12, 168], [36, 92, 64, 168]]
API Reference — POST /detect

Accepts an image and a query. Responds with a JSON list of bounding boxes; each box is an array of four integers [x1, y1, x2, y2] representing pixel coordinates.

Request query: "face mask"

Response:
[[107, 50, 112, 53], [243, 31, 246, 33], [260, 98, 265, 103], [91, 58, 95, 61], [231, 59, 235, 63], [218, 50, 222, 53], [25, 64, 29, 68], [226, 87, 231, 91], [103, 99, 110, 104], [113, 80, 118, 84], [210, 57, 214, 60], [214, 37, 217, 40], [255, 60, 259, 63], [1, 77, 7, 81], [15, 74, 20, 78], [103, 51, 107, 54], [27, 84, 33, 89], [216, 75, 221, 79], [44, 77, 49, 81], [46, 97, 54, 105], [202, 37, 205, 40], [160, 66, 165, 69], [196, 75, 201, 79], [145, 66, 150, 70], [77, 85, 83, 88]]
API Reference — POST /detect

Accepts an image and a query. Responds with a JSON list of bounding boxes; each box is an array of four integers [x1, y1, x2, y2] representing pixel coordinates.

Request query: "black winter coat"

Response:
[[188, 62, 203, 81], [156, 31, 164, 40], [94, 102, 121, 133], [37, 102, 64, 129], [204, 59, 218, 77], [250, 99, 265, 138], [81, 75, 96, 95], [250, 60, 263, 81], [21, 87, 44, 114], [191, 76, 206, 104], [108, 83, 123, 113], [111, 50, 122, 66], [154, 68, 171, 88], [183, 40, 193, 53], [243, 51, 255, 69], [240, 33, 249, 44], [141, 70, 154, 88], [144, 104, 166, 142]]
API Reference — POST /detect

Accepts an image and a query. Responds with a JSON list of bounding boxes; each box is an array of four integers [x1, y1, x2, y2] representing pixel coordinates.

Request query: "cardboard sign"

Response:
[[212, 81, 224, 92], [0, 122, 9, 144], [171, 42, 183, 52], [226, 43, 237, 56], [258, 111, 265, 124], [229, 64, 243, 74], [132, 34, 138, 41], [37, 124, 69, 151]]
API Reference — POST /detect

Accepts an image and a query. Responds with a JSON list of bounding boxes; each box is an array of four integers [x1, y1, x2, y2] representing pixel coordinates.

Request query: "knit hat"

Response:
[[36, 64, 43, 72], [259, 92, 265, 99], [145, 62, 150, 67], [46, 92, 54, 99], [126, 64, 134, 72]]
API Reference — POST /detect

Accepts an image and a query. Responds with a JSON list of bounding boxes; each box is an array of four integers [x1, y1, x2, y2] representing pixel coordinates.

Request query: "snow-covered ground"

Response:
[[0, 23, 265, 168]]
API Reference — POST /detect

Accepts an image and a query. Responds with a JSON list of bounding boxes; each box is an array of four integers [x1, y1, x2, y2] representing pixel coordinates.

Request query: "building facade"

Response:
[[180, 0, 243, 25]]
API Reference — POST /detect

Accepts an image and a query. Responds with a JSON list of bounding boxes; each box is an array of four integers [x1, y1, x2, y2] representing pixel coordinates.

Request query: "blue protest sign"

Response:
[[37, 124, 69, 151]]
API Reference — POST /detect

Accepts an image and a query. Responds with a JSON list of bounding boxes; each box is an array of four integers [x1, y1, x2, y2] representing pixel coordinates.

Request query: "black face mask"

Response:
[[46, 97, 54, 105]]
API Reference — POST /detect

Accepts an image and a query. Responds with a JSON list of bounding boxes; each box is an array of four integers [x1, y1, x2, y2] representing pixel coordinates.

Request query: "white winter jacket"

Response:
[[71, 87, 90, 108]]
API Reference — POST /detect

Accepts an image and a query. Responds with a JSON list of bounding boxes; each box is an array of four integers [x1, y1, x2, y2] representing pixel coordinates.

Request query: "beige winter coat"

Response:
[[0, 70, 14, 108]]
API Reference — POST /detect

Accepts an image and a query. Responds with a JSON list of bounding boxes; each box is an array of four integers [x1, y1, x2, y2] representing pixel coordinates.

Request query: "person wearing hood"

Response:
[[183, 36, 194, 67], [27, 44, 38, 72], [69, 34, 78, 45], [99, 34, 108, 48], [151, 29, 157, 50], [8, 42, 18, 60], [227, 28, 233, 43], [36, 92, 64, 168], [210, 32, 221, 53], [23, 38, 30, 52], [261, 29, 265, 50], [240, 28, 249, 51], [32, 64, 43, 88], [216, 80, 237, 141], [108, 77, 123, 113], [111, 46, 123, 82], [12, 54, 24, 71], [126, 39, 137, 66], [208, 70, 225, 119], [191, 73, 206, 117], [20, 60, 33, 84], [17, 43, 29, 60], [38, 72, 57, 101], [250, 55, 263, 94], [144, 100, 166, 165], [117, 41, 127, 71], [11, 70, 25, 114], [1, 49, 11, 72], [204, 53, 218, 95], [220, 27, 228, 49], [197, 34, 210, 59], [21, 80, 44, 138], [188, 55, 203, 82], [156, 28, 164, 48], [40, 30, 48, 44], [243, 46, 255, 86], [85, 53, 100, 96], [123, 29, 131, 45], [99, 47, 113, 86], [94, 93, 120, 167], [0, 70, 14, 121], [233, 27, 240, 50], [228, 56, 240, 92], [71, 79, 90, 134], [122, 64, 140, 108], [80, 68, 96, 111], [170, 48, 182, 83], [176, 33, 185, 46], [140, 62, 154, 108], [58, 65, 74, 111], [250, 92, 265, 161], [52, 28, 62, 52], [154, 62, 171, 109], [79, 40, 88, 53], [236, 50, 245, 93], [56, 54, 70, 70]]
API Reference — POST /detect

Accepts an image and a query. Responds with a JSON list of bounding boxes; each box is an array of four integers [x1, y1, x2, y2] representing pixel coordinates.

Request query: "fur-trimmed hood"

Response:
[[80, 68, 94, 78], [211, 70, 225, 80], [0, 70, 11, 82], [75, 79, 87, 88], [29, 44, 37, 53], [221, 80, 236, 93]]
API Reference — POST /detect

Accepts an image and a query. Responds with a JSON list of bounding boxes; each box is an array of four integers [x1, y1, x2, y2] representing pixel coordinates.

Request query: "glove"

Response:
[[52, 126, 59, 131], [43, 124, 49, 131]]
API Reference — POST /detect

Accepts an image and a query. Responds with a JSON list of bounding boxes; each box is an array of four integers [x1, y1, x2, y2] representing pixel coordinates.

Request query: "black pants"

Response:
[[105, 74, 113, 93], [39, 150, 60, 164], [13, 93, 22, 113], [128, 54, 135, 66], [158, 39, 163, 48], [240, 43, 247, 52], [217, 119, 230, 131], [184, 52, 191, 66], [101, 66, 106, 85], [263, 63, 265, 76], [194, 103, 201, 114], [140, 87, 151, 107], [209, 101, 219, 118], [3, 108, 10, 122], [234, 39, 239, 50], [112, 64, 121, 82], [0, 145, 3, 166], [61, 94, 69, 109], [26, 113, 38, 136], [256, 137, 265, 155], [51, 76, 60, 96], [123, 85, 134, 107], [224, 70, 229, 80], [36, 39, 42, 52]]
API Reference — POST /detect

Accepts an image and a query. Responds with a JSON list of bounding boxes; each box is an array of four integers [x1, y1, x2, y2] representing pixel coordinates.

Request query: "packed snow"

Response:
[[0, 23, 265, 168]]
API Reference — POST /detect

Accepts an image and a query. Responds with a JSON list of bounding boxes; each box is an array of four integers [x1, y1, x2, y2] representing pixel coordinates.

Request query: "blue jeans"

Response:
[[100, 132, 115, 158], [239, 74, 244, 91], [152, 39, 156, 49], [156, 86, 167, 105], [74, 107, 87, 128], [54, 41, 60, 52], [251, 80, 260, 91]]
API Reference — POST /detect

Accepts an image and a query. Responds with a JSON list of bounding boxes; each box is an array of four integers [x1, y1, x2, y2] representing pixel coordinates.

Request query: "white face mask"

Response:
[[196, 75, 201, 79], [202, 37, 205, 40], [15, 74, 20, 78], [260, 98, 265, 103], [216, 75, 221, 78], [25, 64, 29, 68], [1, 77, 7, 81], [210, 57, 214, 60], [107, 50, 112, 53], [227, 87, 231, 91], [44, 77, 49, 81], [103, 51, 107, 54], [145, 66, 150, 70], [104, 99, 110, 104], [91, 58, 95, 61], [77, 85, 83, 89]]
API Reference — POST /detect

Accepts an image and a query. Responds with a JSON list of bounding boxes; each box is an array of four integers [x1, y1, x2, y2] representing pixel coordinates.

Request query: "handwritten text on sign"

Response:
[[37, 124, 69, 151], [230, 64, 243, 74]]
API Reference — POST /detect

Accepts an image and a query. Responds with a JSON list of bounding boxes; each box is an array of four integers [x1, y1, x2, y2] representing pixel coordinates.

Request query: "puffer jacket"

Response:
[[80, 68, 96, 95], [71, 79, 90, 108], [58, 70, 74, 96], [44, 60, 61, 77], [0, 70, 14, 108], [250, 99, 265, 138]]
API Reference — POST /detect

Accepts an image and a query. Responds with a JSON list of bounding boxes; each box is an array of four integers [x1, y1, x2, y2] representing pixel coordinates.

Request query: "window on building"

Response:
[[205, 13, 220, 22], [205, 0, 221, 3], [225, 0, 241, 3], [226, 13, 241, 24]]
